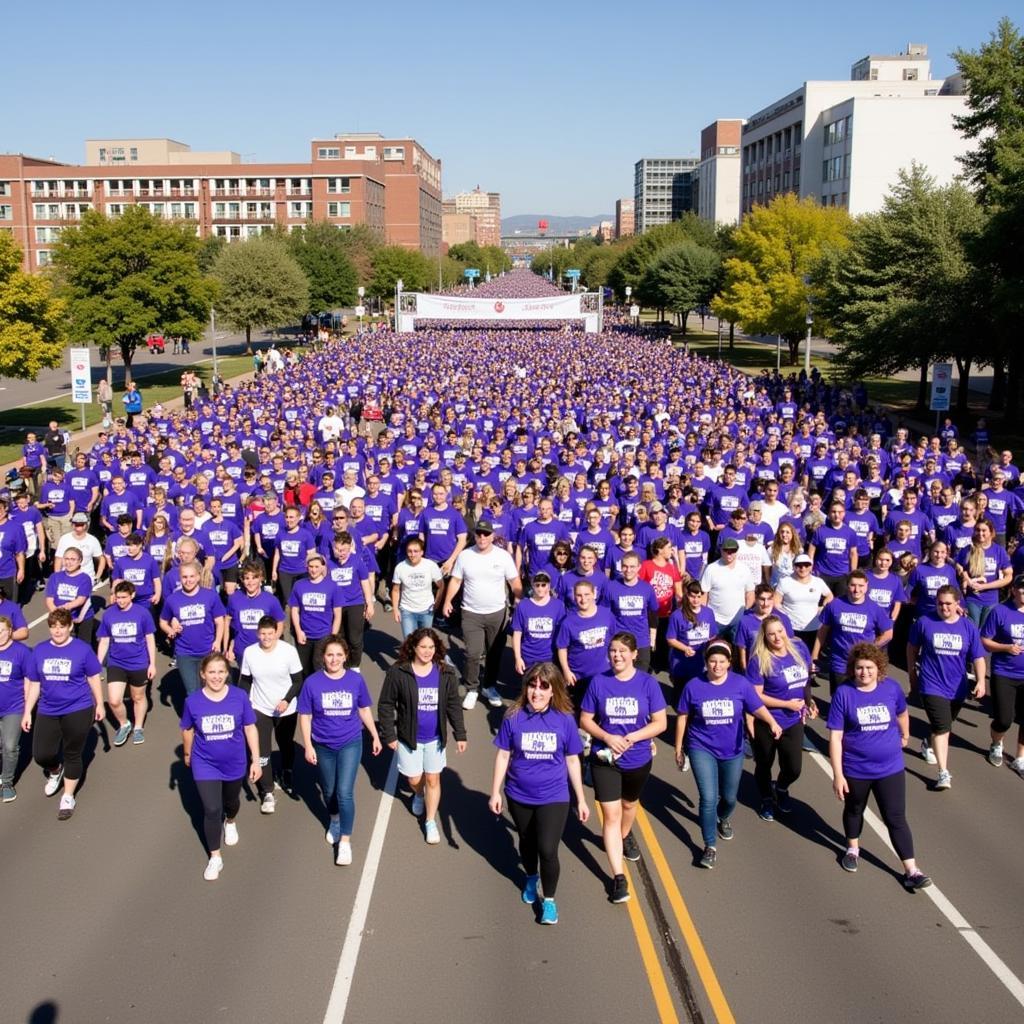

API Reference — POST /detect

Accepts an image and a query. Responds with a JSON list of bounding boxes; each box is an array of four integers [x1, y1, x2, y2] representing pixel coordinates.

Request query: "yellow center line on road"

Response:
[[595, 804, 680, 1024], [635, 807, 737, 1024]]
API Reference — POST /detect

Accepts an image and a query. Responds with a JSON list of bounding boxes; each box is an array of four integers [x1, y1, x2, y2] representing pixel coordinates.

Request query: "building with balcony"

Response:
[[633, 157, 699, 233]]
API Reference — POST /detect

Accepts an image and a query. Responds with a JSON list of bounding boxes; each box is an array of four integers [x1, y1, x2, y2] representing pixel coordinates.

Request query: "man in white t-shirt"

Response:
[[735, 533, 772, 589], [391, 537, 443, 637], [444, 520, 522, 710], [55, 512, 104, 581], [317, 406, 345, 442], [699, 538, 754, 639]]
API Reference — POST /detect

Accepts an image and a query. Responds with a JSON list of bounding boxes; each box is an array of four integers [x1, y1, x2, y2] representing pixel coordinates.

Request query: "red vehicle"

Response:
[[362, 398, 383, 422], [146, 334, 166, 354]]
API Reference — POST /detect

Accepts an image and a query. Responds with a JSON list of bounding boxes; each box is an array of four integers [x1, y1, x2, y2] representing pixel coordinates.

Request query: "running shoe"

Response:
[[382, 600, 392, 612], [223, 821, 239, 846], [462, 690, 479, 711], [57, 794, 76, 821], [1, 785, 15, 803], [758, 800, 775, 822], [1011, 757, 1024, 777], [717, 818, 734, 841], [280, 769, 295, 795], [132, 728, 145, 745], [424, 819, 441, 845], [481, 686, 503, 708], [113, 722, 132, 747], [841, 849, 859, 873], [204, 855, 224, 881], [326, 816, 342, 845], [934, 769, 952, 791], [411, 792, 425, 817], [168, 658, 177, 669], [678, 753, 690, 772], [43, 767, 64, 797], [622, 831, 641, 862], [987, 742, 1004, 767], [920, 740, 937, 765], [903, 870, 933, 891], [610, 874, 630, 903], [336, 840, 353, 866], [261, 793, 276, 814], [540, 898, 558, 925], [773, 785, 793, 814], [522, 873, 539, 904], [699, 846, 717, 870]]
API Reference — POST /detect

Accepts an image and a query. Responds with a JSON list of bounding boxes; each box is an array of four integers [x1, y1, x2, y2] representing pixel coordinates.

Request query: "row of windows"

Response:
[[822, 155, 851, 182], [97, 146, 138, 163], [824, 116, 852, 147], [821, 193, 848, 207], [33, 203, 92, 220], [23, 177, 359, 196], [742, 171, 799, 198]]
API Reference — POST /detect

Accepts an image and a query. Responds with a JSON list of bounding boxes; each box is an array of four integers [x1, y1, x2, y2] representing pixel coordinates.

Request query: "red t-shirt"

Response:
[[639, 559, 681, 618]]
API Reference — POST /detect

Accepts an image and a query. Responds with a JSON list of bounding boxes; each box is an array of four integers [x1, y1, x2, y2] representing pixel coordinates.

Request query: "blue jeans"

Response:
[[966, 599, 994, 630], [315, 736, 363, 836], [688, 748, 744, 847], [177, 654, 204, 695], [400, 609, 435, 637]]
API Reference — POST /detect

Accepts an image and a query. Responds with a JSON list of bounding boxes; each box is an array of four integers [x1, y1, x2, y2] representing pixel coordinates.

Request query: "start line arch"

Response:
[[396, 291, 603, 333]]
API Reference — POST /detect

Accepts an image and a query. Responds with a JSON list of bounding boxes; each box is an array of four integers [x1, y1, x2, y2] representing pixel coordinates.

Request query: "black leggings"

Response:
[[296, 635, 330, 678], [254, 710, 297, 797], [340, 604, 366, 668], [506, 796, 569, 898], [33, 707, 94, 781], [194, 777, 243, 852], [990, 672, 1024, 734], [752, 717, 804, 798], [842, 771, 914, 860]]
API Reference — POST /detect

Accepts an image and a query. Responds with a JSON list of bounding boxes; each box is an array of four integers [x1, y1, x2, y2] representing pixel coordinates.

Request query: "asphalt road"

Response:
[[4, 587, 1023, 1024]]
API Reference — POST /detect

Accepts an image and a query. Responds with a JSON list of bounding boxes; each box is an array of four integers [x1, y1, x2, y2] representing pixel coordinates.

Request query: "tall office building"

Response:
[[633, 157, 699, 233], [694, 120, 744, 226], [442, 187, 501, 247], [740, 43, 969, 217], [614, 198, 635, 238]]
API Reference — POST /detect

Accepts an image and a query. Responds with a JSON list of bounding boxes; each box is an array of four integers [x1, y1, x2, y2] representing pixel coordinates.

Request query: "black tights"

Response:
[[506, 797, 569, 898], [842, 771, 914, 860], [254, 710, 296, 797], [752, 718, 804, 798], [194, 777, 243, 853], [33, 708, 94, 781]]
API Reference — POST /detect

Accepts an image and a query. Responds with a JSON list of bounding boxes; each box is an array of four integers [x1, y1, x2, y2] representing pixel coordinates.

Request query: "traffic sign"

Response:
[[463, 268, 480, 278], [565, 269, 581, 278]]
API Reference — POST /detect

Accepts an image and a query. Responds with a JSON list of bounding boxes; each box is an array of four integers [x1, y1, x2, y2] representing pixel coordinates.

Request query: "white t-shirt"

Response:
[[392, 557, 443, 613], [56, 530, 104, 582], [700, 558, 754, 627], [735, 540, 772, 588], [777, 574, 833, 631], [452, 544, 518, 615], [758, 501, 786, 531], [240, 640, 303, 716]]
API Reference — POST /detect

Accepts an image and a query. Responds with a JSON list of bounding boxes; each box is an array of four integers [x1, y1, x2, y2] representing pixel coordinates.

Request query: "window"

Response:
[[869, 68, 878, 81], [35, 226, 62, 242], [903, 68, 918, 81], [98, 148, 107, 162], [0, 205, 11, 220], [327, 202, 351, 218], [37, 250, 52, 266], [383, 146, 404, 160], [327, 177, 351, 194], [130, 147, 138, 161], [108, 204, 123, 217], [317, 147, 340, 160]]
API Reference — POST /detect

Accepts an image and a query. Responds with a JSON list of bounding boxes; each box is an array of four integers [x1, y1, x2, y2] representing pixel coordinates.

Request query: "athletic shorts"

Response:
[[397, 737, 446, 777], [591, 758, 652, 803], [920, 694, 964, 735], [107, 666, 150, 688]]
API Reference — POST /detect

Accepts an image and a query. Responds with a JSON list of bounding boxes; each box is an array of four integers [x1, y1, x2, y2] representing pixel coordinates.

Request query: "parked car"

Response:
[[146, 334, 166, 354]]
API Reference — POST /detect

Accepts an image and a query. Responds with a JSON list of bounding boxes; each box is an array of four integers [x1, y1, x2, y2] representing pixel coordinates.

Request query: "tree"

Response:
[[287, 222, 359, 309], [712, 194, 850, 363], [369, 246, 434, 297], [335, 224, 382, 287], [197, 234, 227, 274], [0, 233, 66, 379], [53, 206, 213, 385], [212, 236, 308, 348], [607, 215, 719, 301], [636, 241, 720, 330]]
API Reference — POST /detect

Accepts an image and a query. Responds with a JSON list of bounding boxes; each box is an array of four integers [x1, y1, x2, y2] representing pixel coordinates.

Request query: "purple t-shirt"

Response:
[[819, 598, 892, 672], [227, 590, 285, 654], [0, 640, 31, 715], [957, 543, 1011, 606], [665, 606, 717, 681], [494, 707, 583, 804], [865, 572, 905, 616], [422, 506, 465, 563], [511, 597, 566, 665], [30, 638, 101, 716], [827, 678, 907, 779], [909, 614, 984, 700], [555, 607, 617, 681], [981, 601, 1024, 679], [46, 571, 94, 621], [0, 520, 27, 578], [746, 640, 811, 729], [679, 529, 711, 580], [113, 552, 160, 601], [605, 579, 659, 648], [297, 669, 372, 749], [677, 671, 764, 759], [0, 599, 27, 633], [276, 526, 315, 574], [906, 563, 958, 618], [581, 670, 666, 770], [810, 523, 858, 577], [180, 686, 256, 781], [204, 520, 243, 569], [289, 577, 342, 640], [415, 665, 441, 743], [161, 586, 226, 657], [97, 602, 155, 671], [327, 553, 369, 606], [734, 609, 794, 654]]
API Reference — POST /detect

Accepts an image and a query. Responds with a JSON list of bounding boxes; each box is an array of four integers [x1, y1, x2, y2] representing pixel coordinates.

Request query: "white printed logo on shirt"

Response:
[[701, 698, 735, 724], [855, 704, 891, 730], [322, 690, 354, 716], [42, 657, 72, 677], [932, 631, 964, 654], [605, 696, 640, 723], [618, 595, 645, 613], [527, 616, 554, 635], [578, 626, 608, 649], [178, 603, 206, 624], [201, 713, 235, 738], [838, 612, 868, 631], [521, 731, 557, 755], [418, 687, 439, 712]]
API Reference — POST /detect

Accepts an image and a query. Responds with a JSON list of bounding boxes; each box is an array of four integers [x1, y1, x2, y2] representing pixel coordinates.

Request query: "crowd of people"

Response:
[[2, 276, 1022, 919]]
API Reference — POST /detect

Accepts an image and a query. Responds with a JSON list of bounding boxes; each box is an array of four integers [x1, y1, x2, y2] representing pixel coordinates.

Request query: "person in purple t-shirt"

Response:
[[808, 500, 858, 598], [160, 563, 228, 696], [227, 560, 285, 663], [980, 576, 1024, 775], [490, 661, 588, 925], [179, 653, 260, 881], [555, 580, 616, 698], [827, 641, 932, 890], [0, 615, 31, 801]]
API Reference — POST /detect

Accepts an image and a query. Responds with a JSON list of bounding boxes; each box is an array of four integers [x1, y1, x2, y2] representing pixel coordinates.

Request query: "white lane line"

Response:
[[808, 749, 1024, 1009], [323, 753, 400, 1023]]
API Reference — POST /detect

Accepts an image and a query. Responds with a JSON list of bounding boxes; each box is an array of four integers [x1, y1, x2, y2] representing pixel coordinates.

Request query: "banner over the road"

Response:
[[397, 292, 601, 333]]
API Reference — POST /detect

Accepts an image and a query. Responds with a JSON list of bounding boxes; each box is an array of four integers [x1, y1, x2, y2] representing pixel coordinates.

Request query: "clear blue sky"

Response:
[[2, 1, 1010, 218]]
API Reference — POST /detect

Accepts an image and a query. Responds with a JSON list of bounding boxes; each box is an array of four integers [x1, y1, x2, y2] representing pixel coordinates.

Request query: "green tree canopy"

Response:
[[636, 241, 720, 329], [0, 233, 66, 380], [212, 236, 308, 347], [287, 222, 359, 309], [607, 215, 719, 301], [52, 206, 213, 384], [369, 246, 434, 297]]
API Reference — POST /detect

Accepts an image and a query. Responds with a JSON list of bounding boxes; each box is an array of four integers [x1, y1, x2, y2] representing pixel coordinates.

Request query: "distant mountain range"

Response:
[[501, 214, 613, 235]]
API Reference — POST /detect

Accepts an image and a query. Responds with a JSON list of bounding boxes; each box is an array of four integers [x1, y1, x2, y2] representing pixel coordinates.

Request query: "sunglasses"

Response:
[[527, 680, 552, 691]]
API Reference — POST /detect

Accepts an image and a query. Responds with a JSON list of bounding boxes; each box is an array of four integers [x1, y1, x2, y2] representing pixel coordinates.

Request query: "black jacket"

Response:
[[378, 662, 466, 751]]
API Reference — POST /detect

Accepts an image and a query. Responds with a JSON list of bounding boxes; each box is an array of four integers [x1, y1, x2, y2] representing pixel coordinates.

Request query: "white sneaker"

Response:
[[325, 816, 342, 845], [921, 740, 937, 765], [260, 793, 276, 814], [44, 767, 64, 797], [1011, 757, 1024, 778], [223, 821, 239, 846], [935, 769, 952, 790], [462, 690, 479, 710], [204, 856, 224, 881], [481, 686, 503, 708], [335, 840, 353, 866], [411, 792, 425, 816], [424, 819, 441, 845]]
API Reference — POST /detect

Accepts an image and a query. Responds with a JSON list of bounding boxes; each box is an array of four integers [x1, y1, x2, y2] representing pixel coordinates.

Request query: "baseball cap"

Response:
[[720, 538, 740, 552], [794, 553, 813, 566], [531, 571, 552, 584], [71, 512, 89, 524], [475, 520, 494, 535]]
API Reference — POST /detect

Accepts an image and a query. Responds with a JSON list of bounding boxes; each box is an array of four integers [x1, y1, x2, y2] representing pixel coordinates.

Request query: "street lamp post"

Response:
[[209, 307, 218, 378], [776, 334, 782, 373], [804, 311, 813, 376], [717, 318, 723, 357], [395, 278, 403, 332]]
